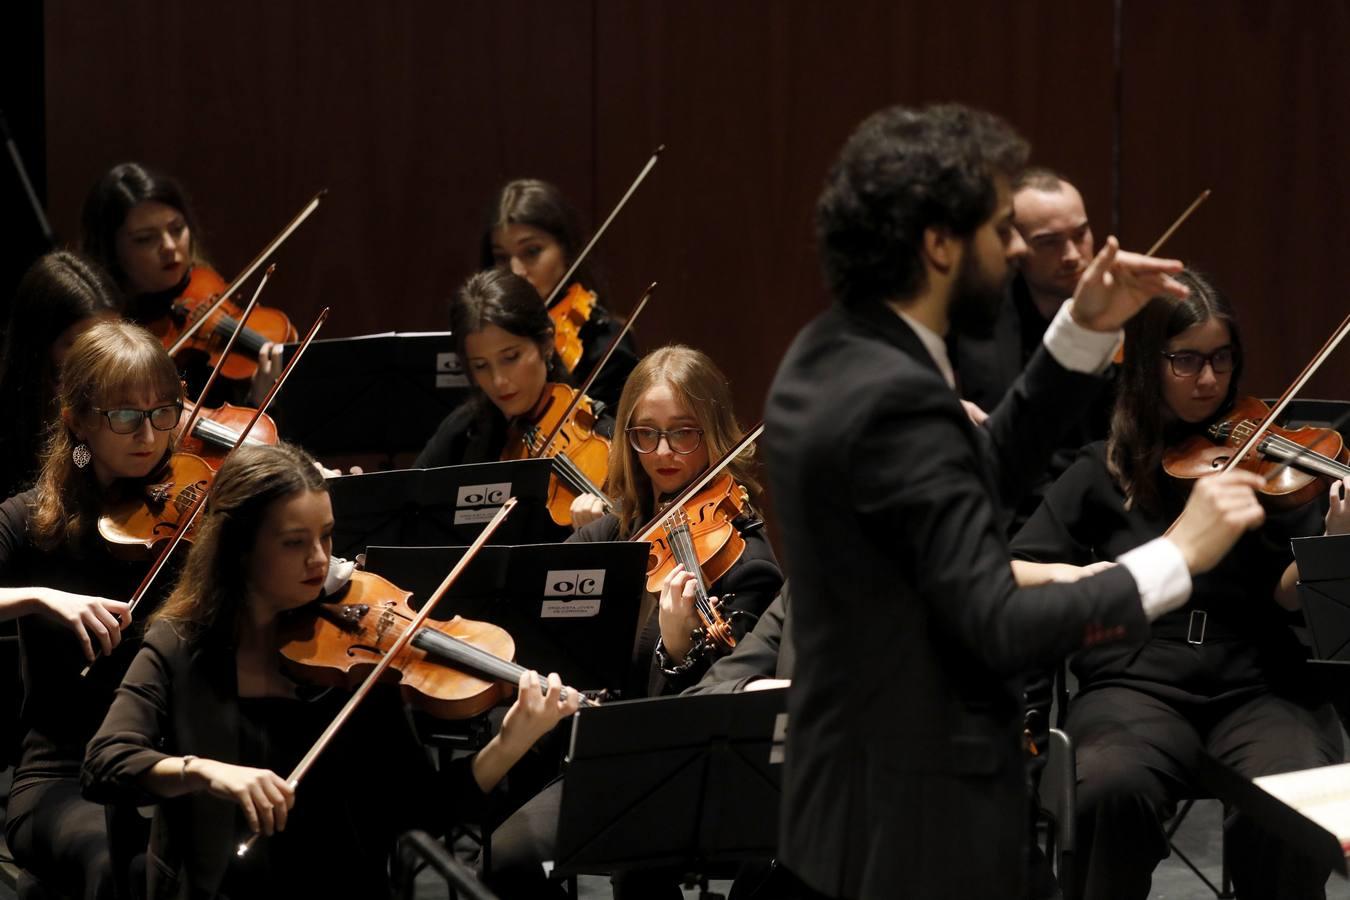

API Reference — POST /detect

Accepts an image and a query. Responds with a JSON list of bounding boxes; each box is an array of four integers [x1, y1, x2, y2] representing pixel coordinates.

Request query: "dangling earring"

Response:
[[72, 443, 92, 469]]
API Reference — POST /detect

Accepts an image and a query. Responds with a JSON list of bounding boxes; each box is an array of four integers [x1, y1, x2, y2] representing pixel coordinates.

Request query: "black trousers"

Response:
[[1068, 684, 1342, 900], [6, 775, 113, 900]]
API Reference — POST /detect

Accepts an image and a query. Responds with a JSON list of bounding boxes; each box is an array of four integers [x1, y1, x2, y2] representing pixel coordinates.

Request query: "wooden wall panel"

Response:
[[44, 0, 1116, 423], [593, 0, 1117, 417], [1119, 1, 1350, 400], [43, 0, 595, 339]]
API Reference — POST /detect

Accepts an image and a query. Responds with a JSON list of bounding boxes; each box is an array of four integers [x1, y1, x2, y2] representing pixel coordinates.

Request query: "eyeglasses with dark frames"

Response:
[[626, 426, 704, 455], [1160, 346, 1237, 378], [93, 403, 183, 435]]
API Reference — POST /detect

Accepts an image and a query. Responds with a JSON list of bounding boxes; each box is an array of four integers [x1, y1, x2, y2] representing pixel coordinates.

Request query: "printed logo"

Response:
[[543, 569, 606, 598], [454, 482, 510, 524]]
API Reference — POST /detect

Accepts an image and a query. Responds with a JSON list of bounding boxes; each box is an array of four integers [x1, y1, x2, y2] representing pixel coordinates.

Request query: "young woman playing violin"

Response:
[[79, 162, 284, 403], [484, 178, 638, 410], [415, 268, 612, 529], [569, 344, 782, 695], [83, 441, 581, 900], [1009, 270, 1345, 900], [0, 319, 185, 900], [0, 250, 121, 502]]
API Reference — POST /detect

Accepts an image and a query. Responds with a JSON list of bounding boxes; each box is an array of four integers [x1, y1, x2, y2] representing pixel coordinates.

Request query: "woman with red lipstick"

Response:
[[415, 268, 613, 526], [83, 441, 581, 899], [569, 345, 782, 696], [1009, 270, 1346, 900], [0, 320, 186, 899], [79, 162, 282, 403], [483, 178, 638, 410]]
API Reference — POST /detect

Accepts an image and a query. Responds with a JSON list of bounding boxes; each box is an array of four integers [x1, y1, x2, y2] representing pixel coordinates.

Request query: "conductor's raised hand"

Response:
[[1068, 236, 1189, 332]]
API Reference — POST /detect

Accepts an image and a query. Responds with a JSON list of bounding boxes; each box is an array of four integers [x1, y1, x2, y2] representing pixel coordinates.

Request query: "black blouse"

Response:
[[0, 490, 155, 796], [572, 301, 639, 412], [1010, 441, 1321, 705], [414, 397, 616, 472]]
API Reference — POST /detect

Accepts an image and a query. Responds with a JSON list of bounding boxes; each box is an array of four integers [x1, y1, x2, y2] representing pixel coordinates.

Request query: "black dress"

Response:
[[1010, 440, 1343, 900], [0, 489, 160, 900]]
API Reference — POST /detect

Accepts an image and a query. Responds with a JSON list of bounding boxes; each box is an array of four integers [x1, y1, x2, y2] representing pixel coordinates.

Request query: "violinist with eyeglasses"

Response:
[[0, 321, 183, 900], [1009, 270, 1346, 900], [568, 344, 782, 697]]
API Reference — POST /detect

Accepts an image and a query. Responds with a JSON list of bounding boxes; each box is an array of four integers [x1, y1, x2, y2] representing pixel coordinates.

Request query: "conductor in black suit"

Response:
[[763, 104, 1271, 900]]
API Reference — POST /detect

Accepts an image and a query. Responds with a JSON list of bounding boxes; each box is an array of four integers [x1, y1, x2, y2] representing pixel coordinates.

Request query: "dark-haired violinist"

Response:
[[764, 102, 1261, 900], [0, 250, 121, 502], [83, 441, 580, 900], [79, 162, 284, 403], [482, 178, 639, 409], [415, 268, 612, 529], [1010, 270, 1345, 900]]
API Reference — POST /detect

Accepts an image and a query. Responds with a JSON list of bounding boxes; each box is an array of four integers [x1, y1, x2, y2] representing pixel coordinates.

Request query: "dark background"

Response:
[[7, 0, 1349, 430]]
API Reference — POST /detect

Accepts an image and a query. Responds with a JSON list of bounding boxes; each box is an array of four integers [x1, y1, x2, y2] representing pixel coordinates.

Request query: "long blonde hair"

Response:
[[606, 345, 759, 538], [31, 320, 182, 551], [152, 442, 327, 645]]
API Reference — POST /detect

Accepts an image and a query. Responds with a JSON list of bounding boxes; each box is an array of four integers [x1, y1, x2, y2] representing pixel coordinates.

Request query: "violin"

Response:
[[177, 399, 278, 466], [643, 473, 752, 650], [549, 283, 596, 374], [278, 569, 525, 719], [502, 383, 613, 527], [1163, 395, 1350, 509], [144, 265, 297, 383], [633, 423, 765, 652], [97, 452, 215, 559]]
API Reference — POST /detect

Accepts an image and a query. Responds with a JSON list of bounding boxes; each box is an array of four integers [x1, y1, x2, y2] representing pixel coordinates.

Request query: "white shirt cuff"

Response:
[[1042, 301, 1124, 375], [1118, 538, 1192, 621]]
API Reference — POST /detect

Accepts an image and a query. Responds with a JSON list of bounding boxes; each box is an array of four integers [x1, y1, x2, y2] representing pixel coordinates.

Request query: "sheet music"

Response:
[[1255, 762, 1350, 851]]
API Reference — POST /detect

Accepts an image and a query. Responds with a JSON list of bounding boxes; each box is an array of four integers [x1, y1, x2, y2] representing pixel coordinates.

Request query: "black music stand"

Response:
[[1292, 534, 1350, 663], [362, 541, 647, 692], [552, 689, 788, 878], [272, 331, 470, 456], [327, 459, 560, 558]]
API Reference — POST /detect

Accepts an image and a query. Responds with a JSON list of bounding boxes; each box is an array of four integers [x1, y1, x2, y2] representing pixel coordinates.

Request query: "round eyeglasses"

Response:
[[1160, 347, 1237, 378], [93, 403, 183, 435], [626, 426, 704, 455]]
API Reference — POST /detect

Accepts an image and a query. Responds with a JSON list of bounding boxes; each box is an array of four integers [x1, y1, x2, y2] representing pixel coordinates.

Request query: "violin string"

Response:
[[1227, 419, 1350, 477], [1257, 406, 1350, 487], [526, 426, 615, 512], [665, 511, 716, 622]]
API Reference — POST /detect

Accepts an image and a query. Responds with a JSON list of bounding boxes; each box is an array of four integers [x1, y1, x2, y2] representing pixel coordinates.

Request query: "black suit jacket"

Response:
[[764, 301, 1148, 899]]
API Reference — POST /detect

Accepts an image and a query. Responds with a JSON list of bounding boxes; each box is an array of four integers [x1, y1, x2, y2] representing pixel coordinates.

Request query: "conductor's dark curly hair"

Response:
[[816, 104, 1029, 308]]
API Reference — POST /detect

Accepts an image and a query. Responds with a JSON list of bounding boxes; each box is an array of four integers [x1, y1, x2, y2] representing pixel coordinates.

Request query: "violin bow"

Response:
[[80, 307, 331, 677], [237, 497, 520, 858], [632, 421, 765, 543], [1220, 314, 1350, 474], [167, 190, 326, 356], [1111, 190, 1212, 366], [1146, 189, 1211, 256], [173, 264, 276, 453], [531, 282, 656, 460], [540, 146, 664, 310]]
